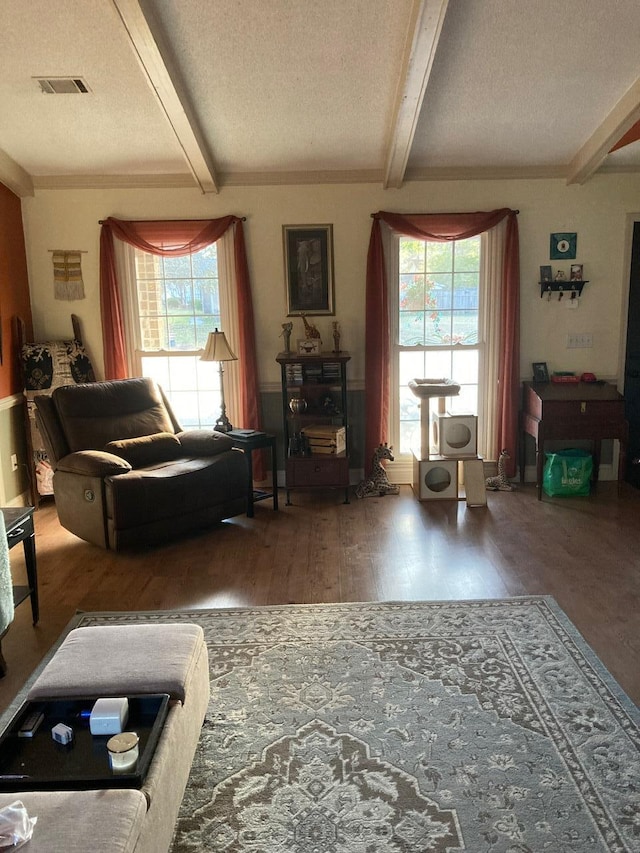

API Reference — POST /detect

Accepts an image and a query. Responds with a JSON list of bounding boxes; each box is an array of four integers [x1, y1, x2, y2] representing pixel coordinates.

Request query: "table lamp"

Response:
[[200, 328, 237, 432]]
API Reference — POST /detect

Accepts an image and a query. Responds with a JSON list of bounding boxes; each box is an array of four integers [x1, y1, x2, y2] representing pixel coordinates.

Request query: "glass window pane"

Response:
[[167, 316, 195, 350], [449, 384, 477, 414], [168, 355, 198, 388], [192, 246, 218, 277], [452, 310, 479, 344], [399, 420, 419, 455], [135, 254, 162, 280], [194, 280, 219, 315], [431, 274, 452, 307], [137, 280, 164, 317], [196, 359, 218, 392], [399, 312, 425, 346], [453, 273, 479, 309], [454, 237, 480, 272], [163, 255, 191, 277], [426, 242, 452, 271], [399, 239, 425, 274], [140, 316, 167, 350], [426, 311, 452, 345], [400, 274, 427, 310], [165, 280, 193, 313], [424, 350, 452, 378], [452, 348, 479, 383], [140, 356, 170, 388], [399, 350, 427, 383]]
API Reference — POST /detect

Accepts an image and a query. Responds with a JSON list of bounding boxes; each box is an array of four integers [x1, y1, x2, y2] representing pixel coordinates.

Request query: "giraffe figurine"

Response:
[[485, 449, 514, 491], [301, 314, 322, 344], [355, 444, 401, 498]]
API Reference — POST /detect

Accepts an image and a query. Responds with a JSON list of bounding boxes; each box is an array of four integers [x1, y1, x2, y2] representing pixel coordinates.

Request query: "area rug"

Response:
[[70, 598, 639, 852]]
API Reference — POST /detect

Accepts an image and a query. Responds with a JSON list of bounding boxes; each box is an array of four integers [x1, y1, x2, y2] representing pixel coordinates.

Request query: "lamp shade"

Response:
[[200, 329, 237, 362]]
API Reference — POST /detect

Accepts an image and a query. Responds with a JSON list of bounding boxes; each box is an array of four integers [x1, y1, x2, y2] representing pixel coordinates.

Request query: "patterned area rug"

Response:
[[71, 598, 639, 852]]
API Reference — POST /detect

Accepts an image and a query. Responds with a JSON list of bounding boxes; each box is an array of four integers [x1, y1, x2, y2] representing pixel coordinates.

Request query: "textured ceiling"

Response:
[[0, 0, 638, 196]]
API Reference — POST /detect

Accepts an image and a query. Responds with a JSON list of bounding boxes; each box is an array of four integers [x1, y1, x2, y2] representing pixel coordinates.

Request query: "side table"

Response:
[[1, 506, 39, 625], [227, 431, 279, 517]]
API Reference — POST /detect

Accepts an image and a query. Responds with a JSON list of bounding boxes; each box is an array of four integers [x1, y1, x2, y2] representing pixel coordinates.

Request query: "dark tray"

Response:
[[0, 694, 169, 791]]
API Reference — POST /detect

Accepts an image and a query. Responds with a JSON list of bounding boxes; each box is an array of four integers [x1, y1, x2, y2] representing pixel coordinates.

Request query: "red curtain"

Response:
[[99, 215, 262, 439], [365, 208, 520, 476]]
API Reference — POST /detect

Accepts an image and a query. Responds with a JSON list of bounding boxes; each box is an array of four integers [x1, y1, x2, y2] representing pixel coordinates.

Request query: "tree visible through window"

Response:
[[133, 244, 222, 428], [395, 235, 481, 454]]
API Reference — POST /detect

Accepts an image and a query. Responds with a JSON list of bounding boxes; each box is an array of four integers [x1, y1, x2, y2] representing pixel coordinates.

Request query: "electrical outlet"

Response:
[[567, 333, 593, 348], [10, 454, 18, 472]]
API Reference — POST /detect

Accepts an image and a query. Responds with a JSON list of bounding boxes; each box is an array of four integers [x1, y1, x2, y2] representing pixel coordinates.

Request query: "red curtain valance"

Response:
[[365, 208, 520, 476], [99, 215, 262, 445]]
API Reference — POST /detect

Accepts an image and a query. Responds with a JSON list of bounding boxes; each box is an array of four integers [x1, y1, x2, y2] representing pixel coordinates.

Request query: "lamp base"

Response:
[[215, 414, 233, 433]]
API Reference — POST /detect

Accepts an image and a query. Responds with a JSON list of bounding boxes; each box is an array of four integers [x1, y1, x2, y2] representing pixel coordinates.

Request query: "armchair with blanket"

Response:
[[34, 377, 249, 550]]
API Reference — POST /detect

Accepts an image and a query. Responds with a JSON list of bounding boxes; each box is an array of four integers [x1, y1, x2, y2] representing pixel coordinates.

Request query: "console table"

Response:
[[1, 507, 39, 624], [520, 382, 629, 500]]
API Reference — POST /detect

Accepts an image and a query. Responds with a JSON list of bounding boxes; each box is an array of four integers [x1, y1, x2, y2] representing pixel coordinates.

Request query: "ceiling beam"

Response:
[[567, 76, 640, 185], [0, 147, 34, 198], [110, 0, 218, 194], [383, 0, 449, 190]]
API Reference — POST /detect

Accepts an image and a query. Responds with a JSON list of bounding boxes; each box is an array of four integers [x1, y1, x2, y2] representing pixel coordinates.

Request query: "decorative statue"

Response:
[[485, 449, 514, 491], [301, 313, 321, 343], [332, 321, 341, 353], [280, 322, 293, 353], [355, 444, 400, 498]]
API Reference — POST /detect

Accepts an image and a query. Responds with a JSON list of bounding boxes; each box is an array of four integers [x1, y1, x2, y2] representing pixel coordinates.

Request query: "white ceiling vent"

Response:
[[34, 77, 91, 94]]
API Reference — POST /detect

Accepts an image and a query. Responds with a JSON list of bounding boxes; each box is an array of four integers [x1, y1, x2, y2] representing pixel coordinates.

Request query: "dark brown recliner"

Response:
[[34, 377, 249, 550]]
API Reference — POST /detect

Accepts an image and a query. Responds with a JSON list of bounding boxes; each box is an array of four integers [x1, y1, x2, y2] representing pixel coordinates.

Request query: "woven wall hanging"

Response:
[[52, 250, 86, 300]]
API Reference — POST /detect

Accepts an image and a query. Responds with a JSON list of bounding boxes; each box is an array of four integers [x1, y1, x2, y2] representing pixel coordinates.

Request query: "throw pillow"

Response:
[[177, 430, 234, 456], [104, 432, 182, 468]]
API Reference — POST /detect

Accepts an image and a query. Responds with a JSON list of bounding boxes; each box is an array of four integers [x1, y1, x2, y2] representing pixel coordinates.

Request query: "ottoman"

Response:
[[1, 623, 209, 853]]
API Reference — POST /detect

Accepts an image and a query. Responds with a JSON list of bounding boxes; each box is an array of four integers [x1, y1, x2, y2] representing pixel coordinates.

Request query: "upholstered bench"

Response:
[[0, 623, 209, 853]]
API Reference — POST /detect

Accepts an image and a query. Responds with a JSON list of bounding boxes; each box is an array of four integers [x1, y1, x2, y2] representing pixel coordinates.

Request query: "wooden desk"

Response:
[[520, 382, 629, 500]]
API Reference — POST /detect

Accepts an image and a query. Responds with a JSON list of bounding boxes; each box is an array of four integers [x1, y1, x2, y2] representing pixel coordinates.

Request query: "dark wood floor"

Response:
[[1, 481, 639, 713]]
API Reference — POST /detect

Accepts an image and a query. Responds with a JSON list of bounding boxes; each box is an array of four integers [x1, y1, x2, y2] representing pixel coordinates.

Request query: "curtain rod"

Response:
[[371, 209, 520, 217], [98, 217, 247, 224]]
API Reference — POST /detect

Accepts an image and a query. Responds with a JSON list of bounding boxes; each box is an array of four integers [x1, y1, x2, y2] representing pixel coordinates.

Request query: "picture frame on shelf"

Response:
[[532, 361, 550, 383], [298, 338, 321, 355], [283, 224, 334, 316], [540, 265, 553, 282], [570, 264, 583, 281]]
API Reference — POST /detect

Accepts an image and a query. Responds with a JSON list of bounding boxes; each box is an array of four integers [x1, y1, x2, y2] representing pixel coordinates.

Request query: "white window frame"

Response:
[[385, 220, 505, 482], [113, 230, 241, 428]]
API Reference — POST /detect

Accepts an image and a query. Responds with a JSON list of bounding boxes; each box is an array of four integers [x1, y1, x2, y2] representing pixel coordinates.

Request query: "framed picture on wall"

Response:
[[283, 224, 335, 316]]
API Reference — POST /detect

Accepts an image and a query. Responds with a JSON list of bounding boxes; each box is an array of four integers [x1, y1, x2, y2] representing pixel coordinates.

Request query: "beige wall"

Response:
[[20, 174, 640, 391]]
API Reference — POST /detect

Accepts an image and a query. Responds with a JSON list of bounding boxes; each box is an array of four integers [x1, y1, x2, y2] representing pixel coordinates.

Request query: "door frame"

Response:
[[617, 211, 640, 393]]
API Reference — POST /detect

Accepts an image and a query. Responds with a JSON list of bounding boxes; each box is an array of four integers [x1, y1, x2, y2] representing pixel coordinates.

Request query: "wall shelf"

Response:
[[539, 280, 588, 298]]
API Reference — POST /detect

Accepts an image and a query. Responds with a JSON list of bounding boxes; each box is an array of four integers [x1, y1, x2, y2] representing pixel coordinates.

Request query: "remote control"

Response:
[[18, 710, 44, 738]]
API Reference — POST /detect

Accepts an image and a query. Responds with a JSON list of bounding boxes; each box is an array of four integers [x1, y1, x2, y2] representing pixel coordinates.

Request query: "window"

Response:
[[392, 235, 482, 455], [129, 244, 224, 428]]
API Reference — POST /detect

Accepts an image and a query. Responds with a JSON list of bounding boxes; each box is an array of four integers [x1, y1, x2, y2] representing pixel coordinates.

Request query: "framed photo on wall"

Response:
[[283, 224, 334, 316]]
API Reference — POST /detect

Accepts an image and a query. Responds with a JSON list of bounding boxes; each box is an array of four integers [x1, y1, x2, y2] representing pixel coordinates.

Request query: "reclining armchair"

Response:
[[35, 377, 249, 550]]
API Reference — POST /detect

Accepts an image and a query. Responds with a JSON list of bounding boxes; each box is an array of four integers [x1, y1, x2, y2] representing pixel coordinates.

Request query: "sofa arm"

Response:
[[177, 430, 234, 456], [56, 450, 132, 477]]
